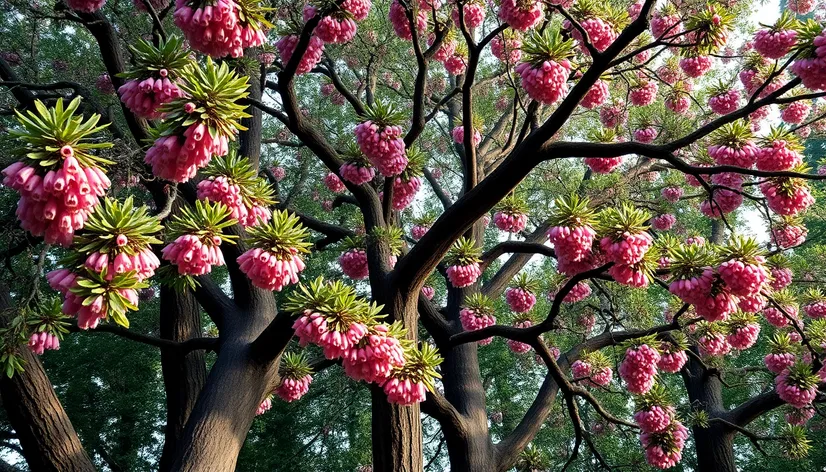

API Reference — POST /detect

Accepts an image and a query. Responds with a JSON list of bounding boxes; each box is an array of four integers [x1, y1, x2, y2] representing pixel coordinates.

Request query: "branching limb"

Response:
[[69, 324, 218, 352]]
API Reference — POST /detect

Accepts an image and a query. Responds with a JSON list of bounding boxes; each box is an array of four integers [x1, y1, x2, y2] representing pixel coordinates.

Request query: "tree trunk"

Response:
[[170, 339, 276, 471], [158, 286, 207, 472], [371, 389, 424, 472], [0, 286, 96, 472], [440, 287, 495, 472], [681, 348, 737, 472], [693, 424, 737, 472]]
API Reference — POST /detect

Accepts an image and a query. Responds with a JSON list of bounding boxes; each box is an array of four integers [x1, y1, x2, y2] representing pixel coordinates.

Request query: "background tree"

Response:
[[2, 0, 826, 470]]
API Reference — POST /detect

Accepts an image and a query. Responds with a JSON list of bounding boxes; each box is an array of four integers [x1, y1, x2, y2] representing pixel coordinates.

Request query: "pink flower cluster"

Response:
[[459, 308, 495, 345], [339, 249, 369, 279], [581, 80, 609, 109], [340, 161, 375, 185], [85, 246, 160, 281], [661, 186, 683, 203], [718, 257, 767, 297], [452, 2, 485, 29], [355, 121, 407, 176], [679, 56, 712, 78], [47, 269, 138, 330], [630, 81, 658, 106], [760, 180, 815, 216], [657, 348, 687, 373], [776, 370, 817, 408], [497, 0, 543, 31], [493, 211, 527, 233], [708, 89, 740, 115], [572, 360, 612, 387], [174, 0, 265, 58], [491, 36, 522, 63], [275, 35, 325, 75], [569, 17, 616, 54], [162, 234, 225, 275], [3, 148, 110, 247], [506, 287, 536, 313], [342, 324, 406, 383], [754, 28, 797, 59], [765, 352, 796, 374], [389, 0, 426, 40], [641, 421, 688, 469], [452, 126, 482, 146], [516, 59, 571, 104], [28, 332, 60, 355], [634, 127, 658, 143], [651, 214, 676, 231], [391, 177, 420, 210], [728, 324, 760, 350], [506, 320, 533, 354], [304, 5, 358, 44], [619, 344, 660, 394], [197, 177, 271, 227], [447, 263, 482, 288], [324, 172, 346, 193], [145, 122, 229, 183], [600, 232, 652, 266], [770, 266, 793, 290], [756, 140, 802, 172], [383, 375, 427, 405], [781, 101, 810, 124], [237, 247, 306, 291], [791, 31, 826, 90], [411, 224, 429, 240], [118, 70, 183, 120], [698, 332, 731, 357], [584, 157, 623, 174], [276, 375, 313, 402], [634, 405, 674, 433]]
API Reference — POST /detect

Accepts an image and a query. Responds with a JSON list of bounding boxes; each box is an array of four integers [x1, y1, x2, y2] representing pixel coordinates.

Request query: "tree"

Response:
[[1, 0, 826, 470]]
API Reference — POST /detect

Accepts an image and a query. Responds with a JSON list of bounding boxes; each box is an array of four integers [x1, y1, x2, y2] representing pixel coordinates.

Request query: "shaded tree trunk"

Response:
[[681, 348, 737, 472], [693, 424, 736, 472], [371, 391, 424, 472], [158, 286, 206, 472], [441, 286, 496, 472], [0, 285, 96, 472], [170, 283, 285, 472]]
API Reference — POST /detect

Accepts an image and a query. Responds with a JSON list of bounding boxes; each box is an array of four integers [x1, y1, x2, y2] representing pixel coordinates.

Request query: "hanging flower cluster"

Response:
[[275, 352, 314, 402], [459, 293, 496, 346], [506, 273, 539, 313], [196, 151, 275, 227], [117, 36, 190, 120], [237, 210, 312, 291], [287, 277, 441, 405], [445, 237, 483, 288], [174, 0, 269, 58], [162, 200, 238, 276], [355, 101, 408, 177], [145, 58, 250, 183], [3, 97, 113, 247]]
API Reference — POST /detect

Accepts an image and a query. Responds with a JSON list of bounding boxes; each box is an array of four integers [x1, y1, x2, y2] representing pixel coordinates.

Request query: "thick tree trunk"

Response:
[[371, 390, 424, 472], [441, 287, 495, 472], [681, 348, 737, 472], [170, 342, 275, 471], [0, 286, 96, 472], [370, 290, 425, 472], [158, 286, 207, 472], [693, 424, 737, 472], [170, 285, 282, 472]]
